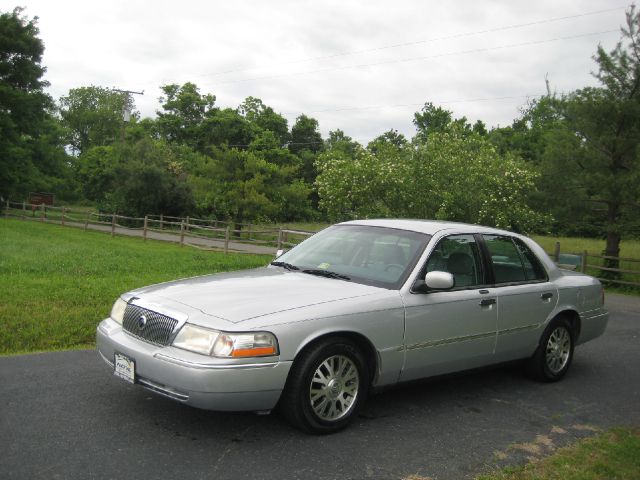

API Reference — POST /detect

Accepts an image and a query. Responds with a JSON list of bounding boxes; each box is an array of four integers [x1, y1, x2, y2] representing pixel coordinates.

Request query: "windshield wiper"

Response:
[[270, 261, 300, 271], [302, 269, 351, 281]]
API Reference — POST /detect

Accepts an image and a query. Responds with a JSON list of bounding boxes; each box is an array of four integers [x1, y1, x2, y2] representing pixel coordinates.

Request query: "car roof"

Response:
[[338, 218, 516, 237]]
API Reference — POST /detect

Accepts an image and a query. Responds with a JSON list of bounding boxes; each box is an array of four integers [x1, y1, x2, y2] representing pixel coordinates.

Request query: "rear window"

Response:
[[513, 238, 547, 281], [482, 235, 547, 284], [482, 235, 527, 284]]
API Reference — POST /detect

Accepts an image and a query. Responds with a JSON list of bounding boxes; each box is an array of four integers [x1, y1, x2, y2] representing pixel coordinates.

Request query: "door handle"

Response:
[[541, 292, 553, 300], [479, 298, 496, 307]]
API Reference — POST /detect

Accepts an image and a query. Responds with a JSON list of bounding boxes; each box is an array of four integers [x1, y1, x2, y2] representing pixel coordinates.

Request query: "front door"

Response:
[[400, 234, 498, 382]]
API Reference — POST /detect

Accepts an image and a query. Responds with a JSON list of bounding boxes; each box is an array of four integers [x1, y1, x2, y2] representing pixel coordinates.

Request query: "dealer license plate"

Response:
[[114, 353, 135, 384]]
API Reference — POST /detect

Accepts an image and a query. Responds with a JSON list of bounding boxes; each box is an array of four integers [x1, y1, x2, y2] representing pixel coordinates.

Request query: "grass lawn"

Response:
[[0, 218, 271, 355], [531, 235, 640, 293], [477, 427, 640, 480], [531, 234, 640, 259]]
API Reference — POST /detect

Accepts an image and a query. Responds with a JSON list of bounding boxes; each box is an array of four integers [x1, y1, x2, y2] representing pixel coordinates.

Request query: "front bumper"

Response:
[[96, 318, 292, 411]]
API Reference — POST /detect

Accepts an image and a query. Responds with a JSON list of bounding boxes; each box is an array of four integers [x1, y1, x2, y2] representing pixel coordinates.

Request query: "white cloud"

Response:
[[15, 0, 626, 143]]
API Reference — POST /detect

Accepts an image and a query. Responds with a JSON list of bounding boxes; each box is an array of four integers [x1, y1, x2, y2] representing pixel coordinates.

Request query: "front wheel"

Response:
[[526, 317, 575, 382], [279, 338, 369, 434]]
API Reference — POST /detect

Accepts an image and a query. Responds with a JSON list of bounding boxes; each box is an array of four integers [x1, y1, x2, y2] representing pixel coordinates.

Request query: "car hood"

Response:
[[129, 267, 384, 324]]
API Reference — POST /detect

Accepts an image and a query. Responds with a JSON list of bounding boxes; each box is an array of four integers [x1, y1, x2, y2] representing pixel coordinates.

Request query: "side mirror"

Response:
[[275, 249, 284, 259], [424, 271, 455, 290]]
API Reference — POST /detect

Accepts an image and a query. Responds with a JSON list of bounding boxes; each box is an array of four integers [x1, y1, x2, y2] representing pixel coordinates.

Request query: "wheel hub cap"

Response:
[[327, 379, 343, 399], [309, 354, 359, 421], [545, 326, 571, 374]]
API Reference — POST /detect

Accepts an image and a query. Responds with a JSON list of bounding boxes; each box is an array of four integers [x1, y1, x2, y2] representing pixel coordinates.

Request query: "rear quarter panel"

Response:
[[551, 271, 608, 345]]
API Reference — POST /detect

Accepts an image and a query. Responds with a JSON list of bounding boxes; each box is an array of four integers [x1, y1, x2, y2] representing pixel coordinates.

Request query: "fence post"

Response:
[[159, 213, 164, 230], [61, 207, 65, 226], [84, 212, 89, 231], [180, 221, 185, 246], [581, 250, 587, 273], [111, 213, 116, 237], [553, 241, 560, 262], [224, 226, 230, 255], [22, 201, 26, 219], [277, 228, 283, 250], [247, 223, 252, 241], [4, 199, 9, 218], [40, 204, 45, 222], [143, 215, 148, 242]]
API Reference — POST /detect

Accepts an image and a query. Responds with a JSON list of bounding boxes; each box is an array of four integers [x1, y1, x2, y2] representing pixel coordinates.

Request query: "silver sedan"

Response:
[[96, 220, 608, 433]]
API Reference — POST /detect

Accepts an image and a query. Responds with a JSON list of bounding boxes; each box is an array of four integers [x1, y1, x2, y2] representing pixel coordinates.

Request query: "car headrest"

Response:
[[447, 252, 474, 275]]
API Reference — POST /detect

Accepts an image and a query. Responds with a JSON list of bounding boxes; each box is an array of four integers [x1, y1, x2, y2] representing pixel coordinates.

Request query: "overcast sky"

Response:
[[6, 0, 629, 143]]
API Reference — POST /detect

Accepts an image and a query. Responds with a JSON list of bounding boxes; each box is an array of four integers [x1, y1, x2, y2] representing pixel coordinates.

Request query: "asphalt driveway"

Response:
[[1, 294, 638, 480]]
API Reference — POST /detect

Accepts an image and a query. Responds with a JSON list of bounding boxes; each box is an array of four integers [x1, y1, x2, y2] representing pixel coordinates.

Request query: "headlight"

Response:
[[172, 324, 220, 355], [213, 332, 279, 358], [172, 324, 278, 358], [110, 298, 127, 325]]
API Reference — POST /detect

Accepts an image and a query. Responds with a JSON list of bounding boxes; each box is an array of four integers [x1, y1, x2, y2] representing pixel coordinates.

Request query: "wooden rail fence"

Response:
[[548, 241, 640, 288], [2, 200, 315, 254], [4, 200, 639, 286]]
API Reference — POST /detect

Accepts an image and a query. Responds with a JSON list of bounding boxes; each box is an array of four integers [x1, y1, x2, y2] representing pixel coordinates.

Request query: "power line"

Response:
[[211, 29, 619, 86], [225, 93, 551, 147], [201, 6, 626, 78], [281, 94, 548, 116]]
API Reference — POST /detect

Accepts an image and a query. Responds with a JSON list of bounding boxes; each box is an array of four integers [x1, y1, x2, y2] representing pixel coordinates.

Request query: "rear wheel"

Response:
[[527, 317, 574, 382], [280, 338, 368, 434]]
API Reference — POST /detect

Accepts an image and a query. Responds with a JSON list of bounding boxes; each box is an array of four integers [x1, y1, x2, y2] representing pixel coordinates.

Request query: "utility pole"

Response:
[[544, 73, 551, 97], [114, 89, 144, 141]]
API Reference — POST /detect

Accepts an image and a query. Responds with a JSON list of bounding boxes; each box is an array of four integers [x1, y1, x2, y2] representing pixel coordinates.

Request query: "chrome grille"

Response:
[[122, 304, 178, 346]]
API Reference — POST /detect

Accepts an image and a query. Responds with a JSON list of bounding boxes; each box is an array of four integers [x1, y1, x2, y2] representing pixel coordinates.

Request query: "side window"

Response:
[[513, 238, 547, 281], [482, 235, 527, 284], [425, 235, 484, 288]]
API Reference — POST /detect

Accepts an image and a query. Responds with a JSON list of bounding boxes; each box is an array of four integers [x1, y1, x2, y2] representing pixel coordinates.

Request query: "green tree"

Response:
[[191, 147, 311, 229], [316, 144, 408, 220], [488, 97, 562, 162], [326, 129, 360, 157], [317, 125, 545, 231], [544, 6, 640, 267], [289, 114, 324, 204], [289, 114, 323, 155], [58, 86, 134, 155], [411, 129, 545, 231], [203, 108, 255, 148], [413, 102, 475, 143], [248, 130, 300, 167], [237, 96, 289, 146], [486, 98, 595, 236], [0, 7, 68, 198], [472, 119, 488, 136], [77, 138, 194, 216], [413, 102, 453, 138], [367, 129, 408, 154], [157, 82, 217, 150], [109, 160, 194, 218], [75, 145, 118, 203]]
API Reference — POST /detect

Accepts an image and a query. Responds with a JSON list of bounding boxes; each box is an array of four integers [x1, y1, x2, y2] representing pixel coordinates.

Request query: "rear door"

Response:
[[481, 235, 557, 362]]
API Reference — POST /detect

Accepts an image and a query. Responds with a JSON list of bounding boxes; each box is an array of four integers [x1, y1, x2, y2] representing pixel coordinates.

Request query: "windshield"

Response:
[[274, 225, 430, 289]]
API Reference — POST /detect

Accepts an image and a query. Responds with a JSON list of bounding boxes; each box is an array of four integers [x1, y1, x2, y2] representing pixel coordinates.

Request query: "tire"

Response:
[[526, 317, 575, 382], [279, 337, 369, 434]]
